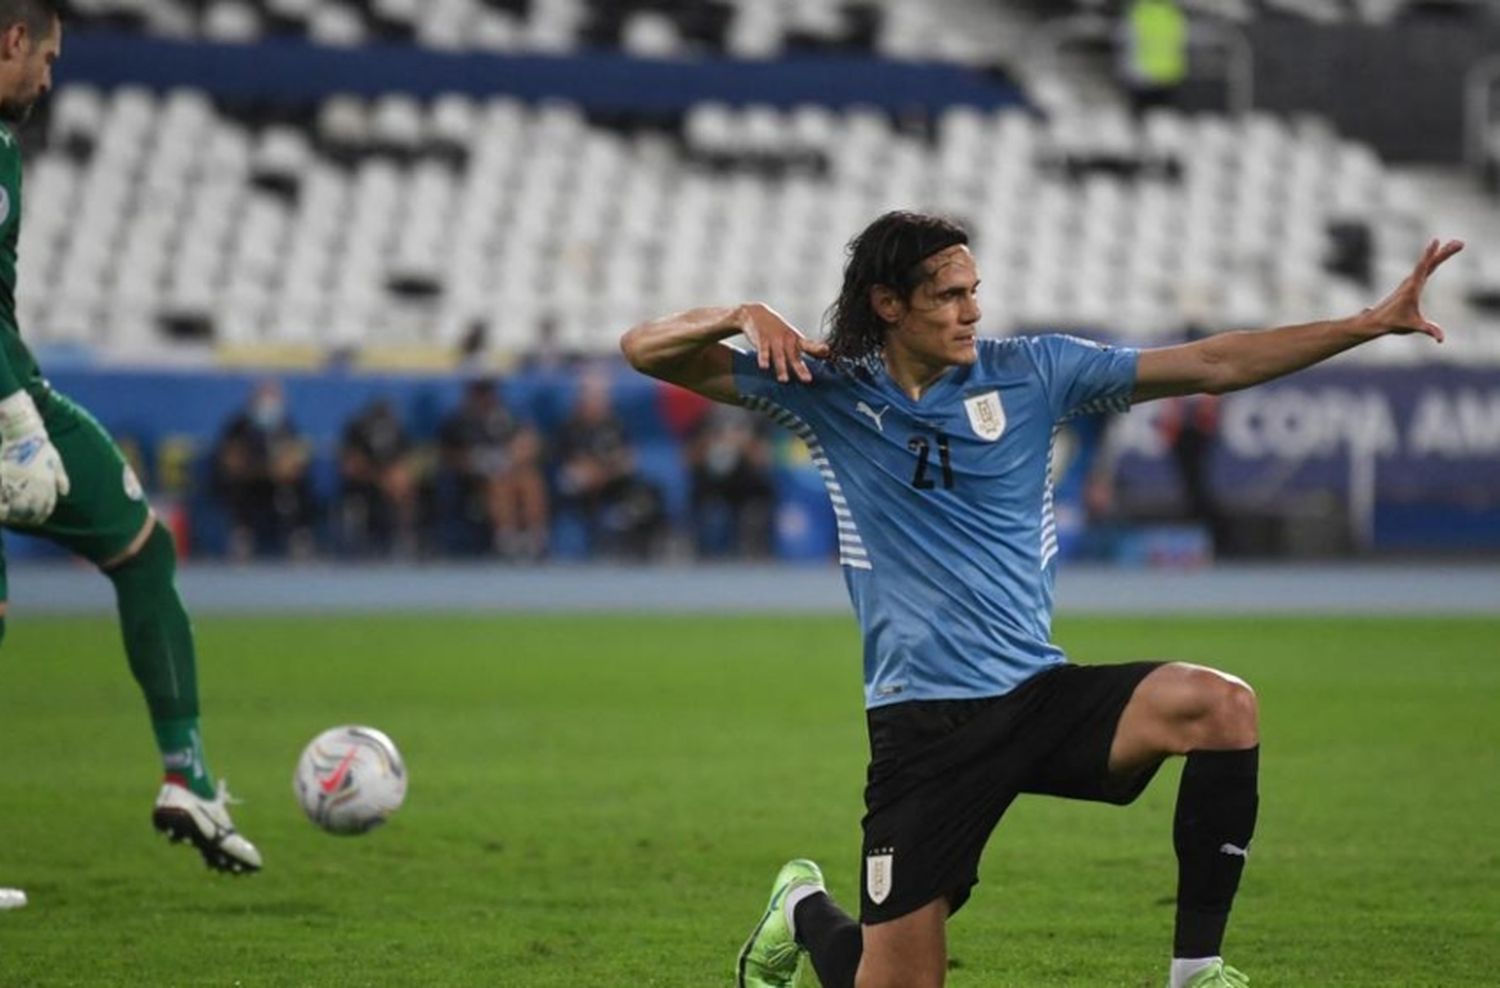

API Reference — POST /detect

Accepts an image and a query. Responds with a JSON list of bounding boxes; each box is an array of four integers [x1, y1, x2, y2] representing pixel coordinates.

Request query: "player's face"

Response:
[[0, 18, 60, 125], [883, 245, 982, 369]]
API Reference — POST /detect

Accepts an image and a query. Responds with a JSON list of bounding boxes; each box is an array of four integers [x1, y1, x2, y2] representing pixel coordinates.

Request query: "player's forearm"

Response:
[[619, 306, 746, 376], [1199, 315, 1380, 393]]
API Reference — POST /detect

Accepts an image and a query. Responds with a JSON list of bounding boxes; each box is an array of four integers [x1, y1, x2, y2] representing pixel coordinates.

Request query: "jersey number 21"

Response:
[[908, 433, 954, 490]]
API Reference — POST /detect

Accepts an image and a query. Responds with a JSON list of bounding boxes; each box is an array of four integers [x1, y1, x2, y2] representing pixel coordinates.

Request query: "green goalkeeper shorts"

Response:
[[0, 387, 153, 600]]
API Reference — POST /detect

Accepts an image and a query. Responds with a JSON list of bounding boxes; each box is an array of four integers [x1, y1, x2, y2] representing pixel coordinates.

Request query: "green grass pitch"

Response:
[[1, 613, 1497, 986]]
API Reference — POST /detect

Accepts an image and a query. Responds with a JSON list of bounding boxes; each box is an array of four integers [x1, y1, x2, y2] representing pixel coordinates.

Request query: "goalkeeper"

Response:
[[0, 0, 260, 893]]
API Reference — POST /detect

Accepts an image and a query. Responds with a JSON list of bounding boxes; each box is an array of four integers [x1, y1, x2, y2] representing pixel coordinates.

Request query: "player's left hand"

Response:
[[1360, 238, 1464, 342], [739, 302, 830, 384], [0, 391, 71, 526]]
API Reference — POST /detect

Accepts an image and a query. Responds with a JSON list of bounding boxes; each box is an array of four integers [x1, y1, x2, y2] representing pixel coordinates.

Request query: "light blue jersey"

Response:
[[732, 335, 1139, 708]]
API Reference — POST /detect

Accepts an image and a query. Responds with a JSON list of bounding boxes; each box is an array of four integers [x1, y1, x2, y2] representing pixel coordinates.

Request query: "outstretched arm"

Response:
[[1133, 239, 1465, 403], [619, 303, 830, 404]]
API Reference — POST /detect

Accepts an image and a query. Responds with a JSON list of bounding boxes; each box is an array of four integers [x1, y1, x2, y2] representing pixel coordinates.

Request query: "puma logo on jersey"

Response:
[[855, 402, 889, 433]]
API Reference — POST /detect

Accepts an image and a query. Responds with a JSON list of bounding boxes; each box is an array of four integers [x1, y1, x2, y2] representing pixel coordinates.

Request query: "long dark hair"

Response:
[[823, 211, 970, 363]]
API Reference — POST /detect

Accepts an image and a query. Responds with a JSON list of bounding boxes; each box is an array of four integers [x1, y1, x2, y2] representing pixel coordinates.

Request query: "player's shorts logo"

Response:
[[866, 848, 894, 905], [122, 464, 144, 502], [964, 390, 1006, 442]]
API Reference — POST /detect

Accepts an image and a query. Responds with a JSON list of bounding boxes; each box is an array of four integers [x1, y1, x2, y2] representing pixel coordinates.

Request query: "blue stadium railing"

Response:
[[57, 29, 1030, 113]]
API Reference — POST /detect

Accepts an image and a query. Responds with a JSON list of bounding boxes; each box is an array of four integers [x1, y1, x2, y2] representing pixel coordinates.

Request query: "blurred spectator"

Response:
[[211, 379, 317, 560], [436, 379, 548, 559], [686, 405, 775, 559], [337, 397, 422, 557], [1158, 392, 1228, 556], [555, 370, 666, 560], [1118, 0, 1189, 115]]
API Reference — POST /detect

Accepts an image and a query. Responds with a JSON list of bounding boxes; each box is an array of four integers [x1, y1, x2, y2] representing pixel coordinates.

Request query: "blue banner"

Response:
[[1111, 365, 1500, 503], [56, 30, 1028, 114]]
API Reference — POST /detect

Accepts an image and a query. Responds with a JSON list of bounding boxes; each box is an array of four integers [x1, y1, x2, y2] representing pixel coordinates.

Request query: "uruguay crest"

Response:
[[963, 390, 1005, 442], [866, 848, 894, 905]]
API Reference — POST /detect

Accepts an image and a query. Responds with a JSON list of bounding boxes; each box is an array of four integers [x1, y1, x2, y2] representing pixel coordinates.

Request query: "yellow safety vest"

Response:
[[1128, 1, 1188, 87]]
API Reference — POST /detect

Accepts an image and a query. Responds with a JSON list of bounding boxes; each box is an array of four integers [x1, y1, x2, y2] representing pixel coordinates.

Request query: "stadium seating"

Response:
[[58, 0, 1004, 62], [19, 83, 1498, 364], [1075, 0, 1489, 25], [71, 0, 1493, 49]]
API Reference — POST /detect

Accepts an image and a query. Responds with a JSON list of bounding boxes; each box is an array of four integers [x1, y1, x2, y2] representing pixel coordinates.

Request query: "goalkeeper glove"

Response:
[[0, 390, 70, 525]]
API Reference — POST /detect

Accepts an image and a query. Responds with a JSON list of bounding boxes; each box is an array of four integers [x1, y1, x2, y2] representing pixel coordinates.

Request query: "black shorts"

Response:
[[859, 662, 1163, 925]]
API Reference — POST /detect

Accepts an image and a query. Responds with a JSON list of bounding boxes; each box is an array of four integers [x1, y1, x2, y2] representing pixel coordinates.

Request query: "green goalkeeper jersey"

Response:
[[0, 123, 41, 399]]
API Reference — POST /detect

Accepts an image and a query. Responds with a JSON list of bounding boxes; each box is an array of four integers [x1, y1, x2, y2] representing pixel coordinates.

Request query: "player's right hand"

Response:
[[739, 302, 831, 384], [0, 390, 71, 526]]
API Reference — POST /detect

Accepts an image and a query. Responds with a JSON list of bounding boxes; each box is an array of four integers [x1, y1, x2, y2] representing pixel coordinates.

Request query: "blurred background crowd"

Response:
[[9, 0, 1500, 566]]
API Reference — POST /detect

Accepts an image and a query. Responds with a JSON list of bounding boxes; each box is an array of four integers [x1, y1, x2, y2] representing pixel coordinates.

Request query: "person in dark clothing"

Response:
[[337, 397, 420, 557], [211, 379, 316, 560], [437, 379, 548, 558], [686, 405, 775, 559], [1158, 391, 1229, 556], [555, 370, 665, 560]]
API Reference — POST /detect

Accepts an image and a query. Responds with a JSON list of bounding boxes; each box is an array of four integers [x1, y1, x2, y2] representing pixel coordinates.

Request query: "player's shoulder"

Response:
[[732, 345, 862, 393], [974, 335, 1053, 374], [984, 332, 1110, 353], [980, 332, 1120, 371]]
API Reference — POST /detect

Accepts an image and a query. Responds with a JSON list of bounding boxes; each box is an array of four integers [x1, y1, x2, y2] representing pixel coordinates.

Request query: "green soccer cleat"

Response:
[[736, 858, 826, 988], [1180, 961, 1250, 987]]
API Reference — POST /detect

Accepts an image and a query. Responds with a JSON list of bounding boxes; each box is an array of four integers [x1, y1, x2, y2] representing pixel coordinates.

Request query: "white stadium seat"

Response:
[[308, 3, 367, 47], [202, 0, 262, 43]]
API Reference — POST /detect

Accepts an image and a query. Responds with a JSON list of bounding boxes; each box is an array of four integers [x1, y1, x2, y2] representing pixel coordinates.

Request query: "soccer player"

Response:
[[0, 0, 260, 882], [620, 211, 1462, 987]]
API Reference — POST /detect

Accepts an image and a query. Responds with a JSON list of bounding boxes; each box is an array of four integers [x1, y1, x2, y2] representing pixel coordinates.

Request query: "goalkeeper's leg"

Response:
[[38, 391, 259, 873], [103, 519, 215, 798], [103, 518, 261, 874]]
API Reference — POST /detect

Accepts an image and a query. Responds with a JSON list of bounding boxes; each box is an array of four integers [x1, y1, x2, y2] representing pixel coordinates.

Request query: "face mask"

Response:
[[252, 399, 285, 430]]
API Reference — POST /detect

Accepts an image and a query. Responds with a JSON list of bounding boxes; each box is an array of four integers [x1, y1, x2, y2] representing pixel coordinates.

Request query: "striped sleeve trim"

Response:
[[1040, 424, 1061, 570], [741, 394, 872, 571], [1064, 392, 1132, 420]]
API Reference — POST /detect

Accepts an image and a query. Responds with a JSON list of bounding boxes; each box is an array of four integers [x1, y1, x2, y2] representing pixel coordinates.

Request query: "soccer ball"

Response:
[[294, 725, 408, 835]]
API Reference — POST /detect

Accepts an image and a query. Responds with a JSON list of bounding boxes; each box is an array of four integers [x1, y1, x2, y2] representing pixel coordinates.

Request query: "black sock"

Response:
[[1173, 746, 1259, 958], [794, 892, 862, 988]]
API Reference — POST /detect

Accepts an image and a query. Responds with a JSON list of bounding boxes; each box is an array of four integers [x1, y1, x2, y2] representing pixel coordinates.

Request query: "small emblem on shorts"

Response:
[[122, 465, 144, 502], [963, 390, 1005, 442], [866, 848, 894, 905]]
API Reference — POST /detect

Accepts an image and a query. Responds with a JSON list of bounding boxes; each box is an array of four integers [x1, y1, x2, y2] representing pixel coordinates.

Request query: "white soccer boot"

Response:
[[0, 887, 26, 910], [152, 779, 262, 875]]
